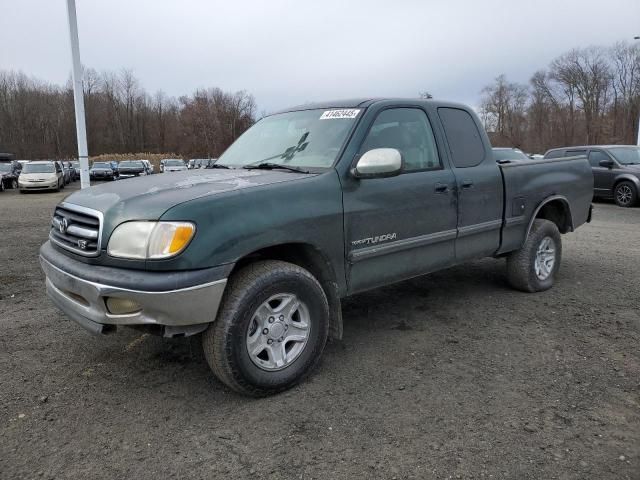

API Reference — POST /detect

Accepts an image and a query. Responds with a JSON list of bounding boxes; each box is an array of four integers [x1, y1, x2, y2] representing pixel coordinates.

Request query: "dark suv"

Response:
[[0, 159, 22, 191], [544, 145, 640, 207]]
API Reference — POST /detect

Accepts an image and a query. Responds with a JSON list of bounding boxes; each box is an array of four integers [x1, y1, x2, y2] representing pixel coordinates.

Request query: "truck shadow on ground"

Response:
[[100, 257, 511, 396]]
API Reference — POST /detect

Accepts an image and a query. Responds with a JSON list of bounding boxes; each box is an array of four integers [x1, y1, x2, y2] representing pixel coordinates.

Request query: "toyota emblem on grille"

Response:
[[59, 217, 68, 234]]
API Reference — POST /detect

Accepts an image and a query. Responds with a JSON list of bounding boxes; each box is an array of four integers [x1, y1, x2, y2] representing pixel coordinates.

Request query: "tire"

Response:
[[507, 219, 562, 293], [11, 179, 18, 189], [614, 181, 637, 208], [0, 181, 4, 192], [202, 260, 330, 396]]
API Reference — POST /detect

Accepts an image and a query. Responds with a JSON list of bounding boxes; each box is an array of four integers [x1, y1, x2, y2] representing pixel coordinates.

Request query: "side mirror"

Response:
[[352, 148, 402, 179], [599, 159, 614, 168]]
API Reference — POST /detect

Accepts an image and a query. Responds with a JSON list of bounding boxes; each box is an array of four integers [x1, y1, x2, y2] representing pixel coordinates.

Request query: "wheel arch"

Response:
[[613, 174, 640, 192], [526, 196, 574, 239], [229, 242, 343, 340]]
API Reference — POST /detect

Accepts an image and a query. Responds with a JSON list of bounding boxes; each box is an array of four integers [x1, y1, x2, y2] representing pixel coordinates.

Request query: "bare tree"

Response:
[[551, 47, 612, 144]]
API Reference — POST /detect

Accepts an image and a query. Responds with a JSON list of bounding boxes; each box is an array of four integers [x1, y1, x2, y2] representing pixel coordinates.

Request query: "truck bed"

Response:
[[497, 156, 594, 255]]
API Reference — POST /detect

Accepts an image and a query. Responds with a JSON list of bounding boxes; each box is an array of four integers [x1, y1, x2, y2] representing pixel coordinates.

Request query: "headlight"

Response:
[[107, 221, 195, 259]]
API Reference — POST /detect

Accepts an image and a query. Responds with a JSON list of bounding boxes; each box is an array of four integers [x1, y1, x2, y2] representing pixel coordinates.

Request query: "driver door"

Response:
[[343, 107, 458, 294]]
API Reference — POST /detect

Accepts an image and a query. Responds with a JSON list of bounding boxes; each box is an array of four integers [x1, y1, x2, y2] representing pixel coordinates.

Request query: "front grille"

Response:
[[50, 203, 103, 257]]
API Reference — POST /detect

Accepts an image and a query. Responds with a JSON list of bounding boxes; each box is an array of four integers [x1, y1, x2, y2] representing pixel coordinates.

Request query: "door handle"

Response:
[[434, 183, 449, 193], [461, 180, 474, 189]]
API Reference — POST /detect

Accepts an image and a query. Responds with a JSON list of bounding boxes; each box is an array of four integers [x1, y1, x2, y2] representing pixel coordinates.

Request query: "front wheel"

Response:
[[11, 179, 18, 189], [202, 260, 330, 396], [506, 219, 562, 292], [614, 181, 637, 207]]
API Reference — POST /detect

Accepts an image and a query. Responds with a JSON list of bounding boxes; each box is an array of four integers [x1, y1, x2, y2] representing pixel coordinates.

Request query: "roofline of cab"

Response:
[[269, 98, 476, 116]]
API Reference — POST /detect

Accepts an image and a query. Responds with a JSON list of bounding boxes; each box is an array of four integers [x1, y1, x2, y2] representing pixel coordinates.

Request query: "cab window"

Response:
[[437, 107, 485, 168], [359, 108, 441, 172], [588, 150, 610, 167]]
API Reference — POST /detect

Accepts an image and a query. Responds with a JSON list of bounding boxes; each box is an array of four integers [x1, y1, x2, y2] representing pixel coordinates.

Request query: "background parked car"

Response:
[[70, 161, 81, 179], [0, 159, 22, 191], [188, 158, 207, 169], [140, 159, 154, 174], [492, 147, 531, 163], [544, 145, 640, 207], [18, 161, 64, 192], [204, 158, 220, 168], [162, 159, 187, 172], [56, 161, 71, 185], [117, 160, 148, 178], [89, 161, 117, 181], [64, 161, 78, 182]]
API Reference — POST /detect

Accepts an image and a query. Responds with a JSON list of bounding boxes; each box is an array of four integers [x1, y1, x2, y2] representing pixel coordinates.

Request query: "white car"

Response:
[[19, 161, 64, 192], [162, 159, 187, 173]]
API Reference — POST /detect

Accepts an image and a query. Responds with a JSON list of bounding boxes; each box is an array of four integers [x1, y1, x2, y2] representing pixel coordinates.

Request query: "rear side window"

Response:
[[544, 150, 564, 159], [566, 149, 587, 157], [587, 150, 609, 167], [437, 107, 485, 168]]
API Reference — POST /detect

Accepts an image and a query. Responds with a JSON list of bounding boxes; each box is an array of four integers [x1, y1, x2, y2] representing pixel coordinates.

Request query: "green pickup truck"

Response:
[[40, 98, 593, 396]]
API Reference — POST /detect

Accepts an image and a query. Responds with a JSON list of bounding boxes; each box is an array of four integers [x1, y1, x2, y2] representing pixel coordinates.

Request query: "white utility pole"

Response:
[[66, 0, 90, 188], [635, 36, 640, 145]]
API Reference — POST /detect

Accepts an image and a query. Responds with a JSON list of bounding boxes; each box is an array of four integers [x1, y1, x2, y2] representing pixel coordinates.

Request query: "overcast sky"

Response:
[[1, 0, 639, 113]]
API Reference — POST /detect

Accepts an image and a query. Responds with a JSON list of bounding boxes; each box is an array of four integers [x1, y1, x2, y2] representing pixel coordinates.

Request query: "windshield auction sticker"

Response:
[[319, 109, 361, 120]]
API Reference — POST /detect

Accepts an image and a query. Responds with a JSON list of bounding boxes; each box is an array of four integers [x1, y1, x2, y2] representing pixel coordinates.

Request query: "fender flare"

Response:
[[613, 174, 640, 192], [525, 195, 574, 240]]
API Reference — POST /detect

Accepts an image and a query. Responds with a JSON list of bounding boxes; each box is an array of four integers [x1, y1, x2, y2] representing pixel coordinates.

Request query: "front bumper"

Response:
[[90, 172, 114, 179], [39, 242, 228, 336], [20, 181, 57, 190]]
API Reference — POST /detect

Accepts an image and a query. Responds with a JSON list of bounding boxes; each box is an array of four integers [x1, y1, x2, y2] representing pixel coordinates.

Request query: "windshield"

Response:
[[23, 163, 55, 173], [165, 160, 185, 167], [0, 163, 12, 172], [119, 161, 144, 168], [609, 147, 640, 165], [217, 108, 361, 168], [493, 149, 529, 161], [92, 162, 110, 169]]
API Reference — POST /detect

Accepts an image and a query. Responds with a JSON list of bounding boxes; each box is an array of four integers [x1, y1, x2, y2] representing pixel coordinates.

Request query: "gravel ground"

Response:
[[1, 182, 639, 480]]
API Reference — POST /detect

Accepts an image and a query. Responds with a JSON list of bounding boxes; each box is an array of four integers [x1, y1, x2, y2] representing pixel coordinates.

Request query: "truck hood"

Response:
[[62, 168, 312, 225]]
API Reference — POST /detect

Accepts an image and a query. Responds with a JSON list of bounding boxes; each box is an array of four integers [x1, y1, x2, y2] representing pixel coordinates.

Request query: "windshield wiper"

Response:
[[207, 163, 231, 169], [243, 162, 310, 174]]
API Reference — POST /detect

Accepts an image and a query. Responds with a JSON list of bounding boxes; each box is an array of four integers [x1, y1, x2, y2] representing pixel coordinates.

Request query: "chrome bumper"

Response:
[[40, 255, 227, 335]]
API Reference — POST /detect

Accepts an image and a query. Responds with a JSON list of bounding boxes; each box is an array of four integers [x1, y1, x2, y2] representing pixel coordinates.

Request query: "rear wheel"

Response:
[[506, 219, 562, 292], [10, 179, 18, 189], [614, 181, 637, 207], [202, 260, 330, 396], [0, 181, 5, 192]]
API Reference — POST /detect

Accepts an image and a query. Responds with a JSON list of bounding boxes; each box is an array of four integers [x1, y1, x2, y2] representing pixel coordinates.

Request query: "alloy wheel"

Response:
[[246, 293, 311, 371], [534, 236, 556, 280], [616, 184, 633, 206]]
